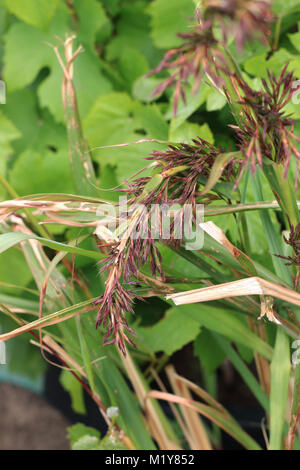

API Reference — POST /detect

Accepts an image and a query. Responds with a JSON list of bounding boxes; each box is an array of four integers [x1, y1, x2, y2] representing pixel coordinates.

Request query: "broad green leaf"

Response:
[[72, 435, 101, 450], [97, 434, 127, 450], [169, 122, 214, 144], [119, 47, 149, 90], [172, 304, 273, 360], [0, 109, 21, 145], [134, 306, 201, 355], [67, 423, 100, 446], [60, 370, 86, 415], [83, 92, 136, 147], [38, 49, 112, 124], [244, 49, 294, 79], [71, 433, 127, 450], [168, 84, 209, 130], [148, 0, 195, 49], [9, 148, 73, 195], [4, 14, 112, 122], [194, 329, 225, 373], [5, 0, 59, 29], [0, 249, 32, 289], [273, 0, 300, 15], [0, 0, 7, 64], [4, 14, 65, 91], [0, 111, 21, 197], [206, 88, 227, 112], [83, 93, 167, 180], [101, 0, 121, 16], [0, 317, 46, 379], [288, 24, 300, 52], [133, 103, 169, 140], [74, 0, 110, 49], [159, 245, 210, 279], [132, 76, 164, 102], [4, 89, 68, 156], [106, 1, 161, 66]]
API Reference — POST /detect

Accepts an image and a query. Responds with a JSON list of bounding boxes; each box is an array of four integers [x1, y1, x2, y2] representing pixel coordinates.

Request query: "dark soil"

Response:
[[0, 383, 70, 450]]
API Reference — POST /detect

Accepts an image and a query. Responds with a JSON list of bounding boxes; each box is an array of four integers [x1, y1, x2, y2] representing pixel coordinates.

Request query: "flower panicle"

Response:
[[203, 0, 274, 52], [147, 1, 274, 113], [95, 139, 240, 354], [147, 24, 221, 115], [94, 276, 138, 355], [231, 66, 300, 187], [128, 139, 236, 205]]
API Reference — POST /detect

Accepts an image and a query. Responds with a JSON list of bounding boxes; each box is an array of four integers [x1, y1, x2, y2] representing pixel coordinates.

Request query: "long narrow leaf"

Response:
[[269, 329, 291, 449], [0, 232, 104, 260]]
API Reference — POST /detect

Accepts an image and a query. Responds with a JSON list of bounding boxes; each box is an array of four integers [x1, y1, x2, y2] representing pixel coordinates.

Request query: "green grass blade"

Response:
[[214, 334, 269, 411], [269, 328, 291, 449], [0, 232, 104, 261], [76, 315, 96, 393], [252, 171, 293, 286], [0, 298, 98, 341], [175, 304, 273, 360]]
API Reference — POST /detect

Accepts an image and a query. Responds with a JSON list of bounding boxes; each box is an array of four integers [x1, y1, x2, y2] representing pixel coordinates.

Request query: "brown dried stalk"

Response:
[[167, 276, 300, 309], [53, 35, 97, 196], [167, 277, 300, 341]]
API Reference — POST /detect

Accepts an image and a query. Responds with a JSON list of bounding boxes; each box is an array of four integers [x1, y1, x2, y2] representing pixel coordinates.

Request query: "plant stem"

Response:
[[272, 15, 282, 52]]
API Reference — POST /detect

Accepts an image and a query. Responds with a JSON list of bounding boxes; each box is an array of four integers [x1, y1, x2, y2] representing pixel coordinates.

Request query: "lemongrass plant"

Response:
[[1, 0, 300, 451]]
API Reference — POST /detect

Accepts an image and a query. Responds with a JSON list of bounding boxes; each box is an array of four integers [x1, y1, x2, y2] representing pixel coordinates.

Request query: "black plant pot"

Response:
[[44, 363, 266, 450]]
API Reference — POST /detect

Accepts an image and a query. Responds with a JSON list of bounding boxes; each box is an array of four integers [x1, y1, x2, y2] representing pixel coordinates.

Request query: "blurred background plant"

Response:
[[1, 0, 300, 450]]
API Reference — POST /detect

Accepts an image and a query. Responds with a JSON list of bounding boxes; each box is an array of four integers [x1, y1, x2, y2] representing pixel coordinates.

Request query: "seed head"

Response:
[[95, 139, 240, 354], [147, 16, 227, 115], [148, 2, 274, 113], [231, 66, 300, 186], [203, 0, 274, 51]]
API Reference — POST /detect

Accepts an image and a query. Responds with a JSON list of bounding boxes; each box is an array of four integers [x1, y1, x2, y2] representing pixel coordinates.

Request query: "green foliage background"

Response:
[[0, 0, 223, 380], [1, 0, 300, 449]]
